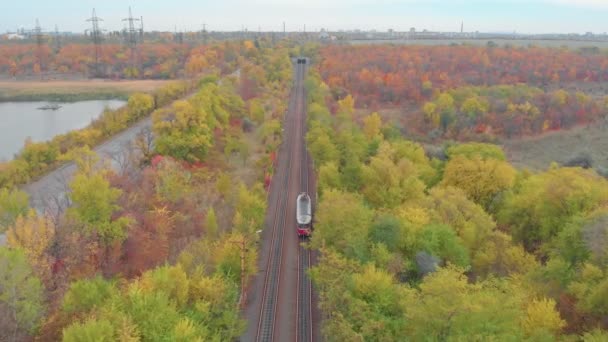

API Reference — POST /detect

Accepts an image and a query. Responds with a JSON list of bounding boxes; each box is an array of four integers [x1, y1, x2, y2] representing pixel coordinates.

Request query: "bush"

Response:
[[562, 151, 593, 169]]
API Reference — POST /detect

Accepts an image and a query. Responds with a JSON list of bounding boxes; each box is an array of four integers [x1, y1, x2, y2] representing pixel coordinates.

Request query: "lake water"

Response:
[[0, 100, 126, 161]]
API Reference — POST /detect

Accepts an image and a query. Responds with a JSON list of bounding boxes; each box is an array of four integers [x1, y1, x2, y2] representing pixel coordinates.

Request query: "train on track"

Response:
[[296, 57, 307, 64], [296, 192, 313, 237]]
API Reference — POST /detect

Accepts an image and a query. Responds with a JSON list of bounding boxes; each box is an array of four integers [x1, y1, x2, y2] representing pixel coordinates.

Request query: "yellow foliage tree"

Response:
[[442, 155, 516, 208], [423, 102, 439, 128], [361, 144, 426, 209], [338, 95, 355, 118], [472, 231, 538, 279], [424, 186, 496, 254], [185, 54, 208, 76], [521, 298, 565, 338], [552, 89, 568, 106], [127, 93, 155, 120], [7, 210, 55, 283], [460, 96, 489, 118], [362, 112, 382, 139]]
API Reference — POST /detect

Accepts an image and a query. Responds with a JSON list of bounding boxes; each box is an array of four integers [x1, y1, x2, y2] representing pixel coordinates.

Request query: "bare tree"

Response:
[[134, 127, 155, 162]]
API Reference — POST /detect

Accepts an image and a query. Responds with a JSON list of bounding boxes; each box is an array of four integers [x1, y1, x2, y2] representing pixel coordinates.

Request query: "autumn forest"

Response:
[[1, 36, 608, 341]]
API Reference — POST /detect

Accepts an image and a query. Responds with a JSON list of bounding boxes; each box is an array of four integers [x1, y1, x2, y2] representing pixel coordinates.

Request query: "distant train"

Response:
[[296, 58, 307, 64], [296, 192, 312, 237]]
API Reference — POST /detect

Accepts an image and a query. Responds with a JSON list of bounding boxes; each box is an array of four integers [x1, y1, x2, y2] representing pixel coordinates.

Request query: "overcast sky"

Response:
[[2, 0, 607, 34]]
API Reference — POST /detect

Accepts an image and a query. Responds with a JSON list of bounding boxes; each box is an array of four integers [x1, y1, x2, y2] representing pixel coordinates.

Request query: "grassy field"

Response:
[[0, 79, 171, 101], [364, 106, 608, 174], [502, 122, 608, 172]]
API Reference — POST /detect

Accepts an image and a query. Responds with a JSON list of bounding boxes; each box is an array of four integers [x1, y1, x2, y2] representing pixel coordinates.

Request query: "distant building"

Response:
[[5, 33, 25, 40], [319, 29, 330, 40]]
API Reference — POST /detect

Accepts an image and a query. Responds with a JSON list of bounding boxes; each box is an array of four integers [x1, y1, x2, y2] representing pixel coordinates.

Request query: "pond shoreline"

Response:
[[0, 99, 127, 161], [0, 92, 129, 103]]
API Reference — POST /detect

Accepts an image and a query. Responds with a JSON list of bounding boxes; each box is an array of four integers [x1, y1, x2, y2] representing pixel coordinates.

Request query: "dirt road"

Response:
[[23, 117, 151, 216]]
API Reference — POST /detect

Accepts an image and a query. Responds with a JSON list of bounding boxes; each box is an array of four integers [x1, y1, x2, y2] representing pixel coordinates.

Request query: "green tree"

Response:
[[68, 171, 131, 244], [139, 265, 190, 308], [404, 266, 526, 340], [153, 99, 213, 162], [216, 172, 232, 199], [423, 102, 439, 128], [424, 186, 496, 255], [416, 224, 470, 269], [62, 318, 116, 342], [472, 231, 538, 279], [392, 140, 438, 186], [568, 263, 608, 316], [551, 215, 592, 266], [368, 215, 401, 253], [318, 162, 342, 196], [62, 276, 116, 315], [0, 188, 29, 233], [499, 167, 608, 252], [248, 98, 265, 124], [582, 329, 608, 341], [310, 250, 403, 341], [260, 119, 281, 145], [206, 207, 219, 239], [234, 183, 266, 234], [527, 256, 576, 299], [361, 143, 426, 209], [460, 96, 489, 118], [0, 247, 45, 340], [154, 157, 192, 203], [113, 285, 183, 341], [436, 93, 456, 131], [307, 127, 340, 169], [349, 264, 407, 339], [311, 190, 374, 261], [446, 142, 507, 161]]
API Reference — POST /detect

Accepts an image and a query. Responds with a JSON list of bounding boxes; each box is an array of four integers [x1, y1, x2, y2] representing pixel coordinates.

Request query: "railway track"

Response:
[[296, 61, 313, 342], [255, 60, 304, 342]]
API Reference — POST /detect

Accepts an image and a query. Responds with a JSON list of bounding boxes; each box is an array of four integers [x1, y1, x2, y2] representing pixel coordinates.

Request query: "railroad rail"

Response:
[[296, 60, 313, 342], [255, 60, 303, 342]]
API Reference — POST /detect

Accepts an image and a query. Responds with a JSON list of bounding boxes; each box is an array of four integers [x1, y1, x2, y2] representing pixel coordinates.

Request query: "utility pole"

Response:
[[139, 16, 144, 43], [54, 24, 61, 52], [86, 9, 104, 77], [33, 19, 45, 73], [229, 224, 261, 308], [174, 25, 184, 44], [122, 7, 141, 77], [283, 21, 286, 37]]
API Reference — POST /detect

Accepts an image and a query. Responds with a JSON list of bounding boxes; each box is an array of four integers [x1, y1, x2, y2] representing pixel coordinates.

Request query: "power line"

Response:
[[32, 19, 46, 74], [86, 8, 104, 77], [122, 7, 141, 76]]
